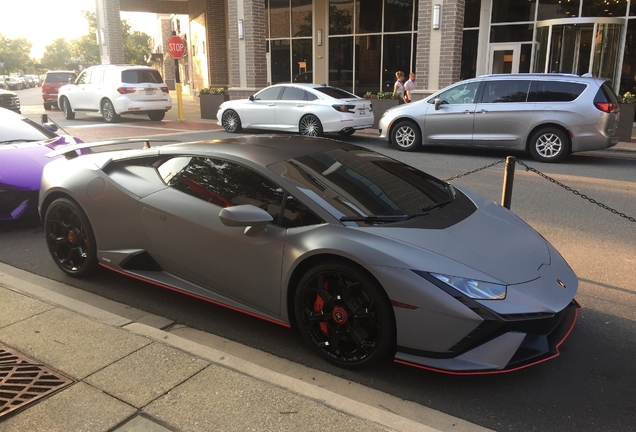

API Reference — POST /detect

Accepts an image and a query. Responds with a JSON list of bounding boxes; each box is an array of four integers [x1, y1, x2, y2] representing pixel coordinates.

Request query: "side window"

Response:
[[254, 87, 282, 101], [280, 195, 323, 228], [158, 157, 285, 221], [432, 82, 480, 105], [280, 86, 307, 101], [89, 70, 104, 85], [76, 71, 91, 85], [305, 91, 318, 101], [482, 80, 531, 103], [529, 81, 586, 102]]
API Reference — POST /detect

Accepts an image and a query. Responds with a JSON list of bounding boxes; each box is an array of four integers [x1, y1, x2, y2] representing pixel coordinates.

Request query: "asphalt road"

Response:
[[4, 87, 636, 431]]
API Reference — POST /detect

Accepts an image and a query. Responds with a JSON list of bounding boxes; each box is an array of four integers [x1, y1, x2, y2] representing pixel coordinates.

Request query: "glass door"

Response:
[[489, 44, 520, 74]]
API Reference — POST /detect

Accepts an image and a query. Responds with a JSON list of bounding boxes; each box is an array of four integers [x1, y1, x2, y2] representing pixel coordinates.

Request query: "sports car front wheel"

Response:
[[294, 260, 395, 368], [45, 198, 98, 277]]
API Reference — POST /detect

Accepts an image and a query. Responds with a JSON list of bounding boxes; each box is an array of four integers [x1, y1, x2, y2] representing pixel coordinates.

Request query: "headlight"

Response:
[[429, 273, 507, 300]]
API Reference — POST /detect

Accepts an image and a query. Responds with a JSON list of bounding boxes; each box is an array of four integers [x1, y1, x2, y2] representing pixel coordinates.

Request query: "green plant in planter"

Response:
[[376, 91, 396, 100], [199, 87, 226, 96], [622, 92, 636, 104], [363, 92, 377, 99]]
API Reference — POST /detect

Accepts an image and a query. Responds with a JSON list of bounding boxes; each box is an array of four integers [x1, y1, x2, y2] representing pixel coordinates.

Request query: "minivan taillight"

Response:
[[594, 102, 617, 113], [117, 87, 136, 94], [160, 87, 169, 93]]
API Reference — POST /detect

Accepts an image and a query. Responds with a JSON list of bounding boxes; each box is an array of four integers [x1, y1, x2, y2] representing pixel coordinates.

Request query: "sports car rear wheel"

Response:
[[294, 260, 395, 368], [45, 198, 97, 277]]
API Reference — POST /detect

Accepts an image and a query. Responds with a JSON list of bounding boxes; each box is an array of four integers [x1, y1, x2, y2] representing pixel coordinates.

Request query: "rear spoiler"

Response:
[[46, 138, 180, 159]]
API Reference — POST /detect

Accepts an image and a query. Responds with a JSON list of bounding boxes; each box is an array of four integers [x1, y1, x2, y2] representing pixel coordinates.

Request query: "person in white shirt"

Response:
[[393, 71, 405, 104], [404, 72, 416, 103]]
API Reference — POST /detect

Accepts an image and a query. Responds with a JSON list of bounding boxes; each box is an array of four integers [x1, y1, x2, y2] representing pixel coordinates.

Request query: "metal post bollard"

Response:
[[501, 156, 516, 209]]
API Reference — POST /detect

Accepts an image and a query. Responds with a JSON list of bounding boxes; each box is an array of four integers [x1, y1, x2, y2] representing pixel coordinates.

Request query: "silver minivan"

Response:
[[378, 73, 620, 162]]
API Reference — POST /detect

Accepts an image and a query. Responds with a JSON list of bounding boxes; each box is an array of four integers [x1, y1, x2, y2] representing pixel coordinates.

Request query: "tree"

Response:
[[41, 38, 72, 70], [0, 34, 33, 73], [69, 11, 100, 65], [122, 20, 150, 65]]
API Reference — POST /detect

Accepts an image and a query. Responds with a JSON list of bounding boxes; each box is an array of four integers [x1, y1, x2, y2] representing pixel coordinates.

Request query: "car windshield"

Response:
[[0, 117, 57, 143], [269, 148, 453, 221]]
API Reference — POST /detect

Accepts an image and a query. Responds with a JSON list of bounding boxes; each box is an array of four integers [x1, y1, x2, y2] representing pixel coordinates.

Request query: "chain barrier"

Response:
[[443, 157, 636, 223]]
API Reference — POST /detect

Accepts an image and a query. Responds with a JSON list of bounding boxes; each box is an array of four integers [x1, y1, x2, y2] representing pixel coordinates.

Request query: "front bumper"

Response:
[[395, 299, 581, 374]]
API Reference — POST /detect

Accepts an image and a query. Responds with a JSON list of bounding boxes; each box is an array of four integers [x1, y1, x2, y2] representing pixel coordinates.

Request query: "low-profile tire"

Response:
[[294, 260, 396, 368], [390, 120, 421, 151], [60, 97, 75, 120], [101, 99, 121, 123], [221, 109, 242, 133], [529, 127, 570, 163], [148, 111, 165, 121], [337, 129, 356, 137], [299, 114, 324, 137], [44, 198, 97, 278], [43, 103, 52, 110]]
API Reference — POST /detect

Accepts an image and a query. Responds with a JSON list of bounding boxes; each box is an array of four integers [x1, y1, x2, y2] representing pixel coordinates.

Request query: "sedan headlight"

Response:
[[429, 273, 507, 300]]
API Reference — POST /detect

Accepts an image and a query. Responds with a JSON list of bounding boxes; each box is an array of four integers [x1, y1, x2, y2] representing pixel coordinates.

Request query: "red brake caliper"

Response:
[[314, 280, 330, 336]]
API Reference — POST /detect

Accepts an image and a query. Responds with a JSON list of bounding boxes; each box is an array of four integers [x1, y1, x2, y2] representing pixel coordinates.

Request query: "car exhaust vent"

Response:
[[0, 344, 74, 420]]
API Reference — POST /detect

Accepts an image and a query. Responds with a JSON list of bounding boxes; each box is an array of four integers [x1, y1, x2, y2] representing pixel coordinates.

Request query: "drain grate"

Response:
[[0, 344, 74, 420]]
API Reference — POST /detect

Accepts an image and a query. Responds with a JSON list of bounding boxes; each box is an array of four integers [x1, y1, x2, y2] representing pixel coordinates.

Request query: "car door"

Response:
[[472, 79, 535, 148], [68, 70, 91, 109], [275, 86, 310, 130], [139, 156, 287, 314], [241, 86, 281, 129], [85, 69, 104, 111], [423, 81, 480, 146]]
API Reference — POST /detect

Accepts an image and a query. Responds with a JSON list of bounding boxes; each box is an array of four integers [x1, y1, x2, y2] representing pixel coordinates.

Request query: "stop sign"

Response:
[[167, 35, 186, 59]]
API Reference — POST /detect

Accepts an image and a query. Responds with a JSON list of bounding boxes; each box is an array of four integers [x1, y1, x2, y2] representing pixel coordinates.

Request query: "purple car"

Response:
[[0, 108, 82, 220]]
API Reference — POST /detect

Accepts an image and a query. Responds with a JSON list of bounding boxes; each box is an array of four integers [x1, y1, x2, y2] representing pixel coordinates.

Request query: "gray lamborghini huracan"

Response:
[[39, 135, 580, 373]]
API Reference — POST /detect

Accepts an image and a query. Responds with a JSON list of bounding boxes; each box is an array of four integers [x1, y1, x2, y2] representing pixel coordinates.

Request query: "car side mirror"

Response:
[[42, 123, 59, 132], [249, 95, 255, 102], [434, 98, 443, 110], [219, 204, 273, 235]]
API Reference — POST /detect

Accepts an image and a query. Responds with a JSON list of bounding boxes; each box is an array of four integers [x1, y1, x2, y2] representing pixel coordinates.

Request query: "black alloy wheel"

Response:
[[294, 260, 395, 368], [61, 98, 75, 120], [222, 110, 242, 133], [148, 111, 165, 121], [101, 99, 121, 123], [45, 198, 97, 277]]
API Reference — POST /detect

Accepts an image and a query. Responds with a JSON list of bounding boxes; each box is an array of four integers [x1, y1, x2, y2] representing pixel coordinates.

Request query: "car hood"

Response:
[[0, 135, 82, 189], [370, 197, 550, 285]]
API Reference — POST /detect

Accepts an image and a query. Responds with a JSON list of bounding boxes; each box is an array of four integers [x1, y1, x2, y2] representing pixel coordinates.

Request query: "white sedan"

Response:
[[217, 83, 374, 137]]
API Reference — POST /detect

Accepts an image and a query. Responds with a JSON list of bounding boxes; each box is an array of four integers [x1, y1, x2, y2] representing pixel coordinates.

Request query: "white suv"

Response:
[[58, 65, 172, 123]]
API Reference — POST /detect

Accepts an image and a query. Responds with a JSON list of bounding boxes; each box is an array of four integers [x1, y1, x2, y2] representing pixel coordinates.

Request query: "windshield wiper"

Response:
[[405, 198, 454, 220], [339, 214, 409, 223]]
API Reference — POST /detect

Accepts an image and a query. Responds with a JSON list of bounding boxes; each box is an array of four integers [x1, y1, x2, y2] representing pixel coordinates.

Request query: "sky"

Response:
[[4, 1, 158, 59]]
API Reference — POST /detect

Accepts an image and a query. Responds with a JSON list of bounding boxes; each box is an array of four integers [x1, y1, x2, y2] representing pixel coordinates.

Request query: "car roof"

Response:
[[46, 70, 76, 74], [158, 135, 360, 167], [475, 73, 604, 83]]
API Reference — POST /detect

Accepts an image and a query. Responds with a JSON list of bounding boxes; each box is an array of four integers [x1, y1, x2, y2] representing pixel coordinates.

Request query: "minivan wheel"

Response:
[[101, 99, 121, 123], [390, 121, 421, 151], [529, 127, 570, 163], [61, 98, 75, 120]]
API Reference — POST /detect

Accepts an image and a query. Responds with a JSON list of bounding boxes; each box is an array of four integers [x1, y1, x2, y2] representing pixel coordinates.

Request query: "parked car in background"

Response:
[[217, 83, 373, 137], [0, 76, 8, 90], [379, 73, 620, 162], [42, 70, 78, 110], [0, 108, 82, 220], [5, 76, 24, 90], [0, 89, 21, 113], [58, 64, 172, 122], [38, 135, 579, 373]]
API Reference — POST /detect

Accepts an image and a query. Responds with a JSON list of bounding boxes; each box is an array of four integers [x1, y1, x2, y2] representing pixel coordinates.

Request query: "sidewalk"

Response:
[[0, 262, 491, 432]]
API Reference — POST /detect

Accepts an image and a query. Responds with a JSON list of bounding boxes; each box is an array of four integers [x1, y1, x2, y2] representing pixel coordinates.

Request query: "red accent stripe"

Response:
[[394, 304, 581, 375], [99, 263, 291, 328]]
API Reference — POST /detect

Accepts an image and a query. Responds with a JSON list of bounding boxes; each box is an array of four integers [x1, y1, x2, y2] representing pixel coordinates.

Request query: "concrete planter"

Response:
[[617, 103, 635, 142], [369, 99, 399, 128], [199, 94, 229, 120]]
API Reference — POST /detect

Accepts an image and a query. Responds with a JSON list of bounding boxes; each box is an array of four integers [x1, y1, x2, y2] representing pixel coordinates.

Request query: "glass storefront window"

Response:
[[329, 37, 354, 92], [592, 24, 622, 81], [534, 26, 549, 73], [330, 0, 354, 35], [270, 0, 291, 38], [464, 0, 481, 28], [292, 39, 312, 82], [520, 43, 532, 73], [271, 40, 291, 84], [356, 0, 383, 33], [383, 34, 412, 81], [582, 0, 627, 17], [620, 20, 636, 94], [492, 0, 536, 23], [292, 0, 313, 37], [355, 35, 381, 95], [537, 0, 580, 20], [490, 24, 534, 42], [384, 0, 414, 32], [461, 30, 479, 79]]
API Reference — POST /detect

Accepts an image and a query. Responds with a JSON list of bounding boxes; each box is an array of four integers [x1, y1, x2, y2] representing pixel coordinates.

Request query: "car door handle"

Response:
[[296, 104, 305, 107], [267, 103, 275, 106]]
